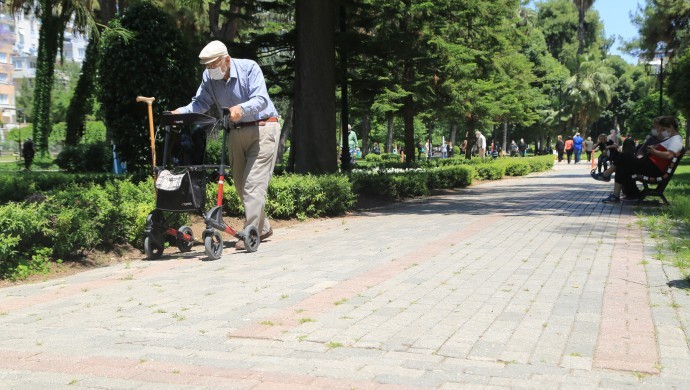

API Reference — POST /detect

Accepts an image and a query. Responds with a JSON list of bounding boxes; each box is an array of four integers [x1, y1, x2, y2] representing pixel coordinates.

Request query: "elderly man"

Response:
[[475, 131, 486, 158], [173, 40, 280, 251]]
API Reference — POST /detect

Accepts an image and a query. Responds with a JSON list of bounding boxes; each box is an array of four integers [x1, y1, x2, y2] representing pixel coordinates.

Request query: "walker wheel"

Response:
[[144, 236, 163, 260], [243, 226, 260, 253], [176, 225, 194, 252], [204, 230, 223, 260]]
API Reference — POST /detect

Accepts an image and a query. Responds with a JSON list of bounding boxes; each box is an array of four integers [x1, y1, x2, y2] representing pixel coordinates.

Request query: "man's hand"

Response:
[[229, 105, 244, 122], [170, 109, 180, 114]]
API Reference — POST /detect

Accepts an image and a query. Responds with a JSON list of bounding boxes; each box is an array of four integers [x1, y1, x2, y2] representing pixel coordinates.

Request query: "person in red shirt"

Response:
[[593, 116, 683, 203], [564, 136, 574, 164]]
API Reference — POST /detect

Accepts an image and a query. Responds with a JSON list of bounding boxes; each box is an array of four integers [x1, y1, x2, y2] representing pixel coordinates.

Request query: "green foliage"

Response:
[[0, 201, 49, 278], [503, 160, 532, 176], [667, 48, 690, 120], [351, 171, 430, 199], [476, 165, 505, 180], [98, 2, 199, 172], [83, 121, 107, 144], [427, 165, 475, 189], [212, 174, 356, 220], [364, 153, 383, 162], [0, 172, 119, 203], [55, 142, 111, 172], [66, 38, 99, 146]]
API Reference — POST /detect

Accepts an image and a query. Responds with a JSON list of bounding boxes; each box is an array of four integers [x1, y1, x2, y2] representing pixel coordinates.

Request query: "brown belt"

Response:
[[235, 117, 279, 128]]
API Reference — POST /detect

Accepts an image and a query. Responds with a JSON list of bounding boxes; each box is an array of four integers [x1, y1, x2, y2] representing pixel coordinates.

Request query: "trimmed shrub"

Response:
[[351, 170, 429, 199], [212, 174, 356, 220], [427, 165, 475, 189], [364, 153, 383, 162], [475, 165, 504, 180], [54, 142, 111, 172], [503, 161, 531, 176]]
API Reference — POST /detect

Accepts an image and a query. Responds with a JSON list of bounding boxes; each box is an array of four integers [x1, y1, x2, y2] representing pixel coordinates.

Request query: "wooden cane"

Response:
[[136, 96, 157, 173]]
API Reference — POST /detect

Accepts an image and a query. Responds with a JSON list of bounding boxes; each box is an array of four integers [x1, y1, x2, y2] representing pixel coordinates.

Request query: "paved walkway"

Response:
[[1, 162, 689, 389]]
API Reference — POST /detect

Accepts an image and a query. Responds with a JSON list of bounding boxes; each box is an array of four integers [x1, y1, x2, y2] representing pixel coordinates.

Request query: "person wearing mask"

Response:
[[593, 116, 684, 203], [172, 40, 280, 250], [635, 118, 662, 158]]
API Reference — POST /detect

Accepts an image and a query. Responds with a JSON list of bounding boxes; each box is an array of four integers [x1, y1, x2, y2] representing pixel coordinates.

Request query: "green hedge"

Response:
[[208, 174, 356, 220], [0, 172, 120, 204], [0, 179, 156, 279]]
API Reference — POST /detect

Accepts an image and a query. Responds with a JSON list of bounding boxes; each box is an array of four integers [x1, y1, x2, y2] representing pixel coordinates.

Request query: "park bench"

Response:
[[632, 147, 686, 206]]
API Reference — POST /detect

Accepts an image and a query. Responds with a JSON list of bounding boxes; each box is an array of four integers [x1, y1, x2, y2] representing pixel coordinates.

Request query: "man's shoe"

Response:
[[593, 173, 611, 182], [235, 240, 245, 251], [602, 194, 620, 203], [260, 228, 273, 241]]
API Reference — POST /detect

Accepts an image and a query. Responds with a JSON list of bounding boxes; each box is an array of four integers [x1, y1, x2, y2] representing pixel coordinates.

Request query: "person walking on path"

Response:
[[555, 135, 564, 162], [518, 138, 527, 157], [173, 40, 280, 250], [584, 136, 594, 162], [573, 132, 584, 164], [475, 131, 486, 159], [564, 136, 574, 164], [347, 125, 358, 164], [22, 138, 35, 171]]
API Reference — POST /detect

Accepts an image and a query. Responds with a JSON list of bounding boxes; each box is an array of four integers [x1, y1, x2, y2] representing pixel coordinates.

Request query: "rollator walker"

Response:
[[143, 108, 259, 260]]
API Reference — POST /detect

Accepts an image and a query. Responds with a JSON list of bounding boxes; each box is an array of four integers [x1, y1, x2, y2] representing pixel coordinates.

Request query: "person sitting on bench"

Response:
[[592, 116, 683, 203]]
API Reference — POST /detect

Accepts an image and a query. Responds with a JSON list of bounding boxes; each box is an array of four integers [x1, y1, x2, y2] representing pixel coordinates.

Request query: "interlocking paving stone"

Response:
[[1, 162, 689, 388]]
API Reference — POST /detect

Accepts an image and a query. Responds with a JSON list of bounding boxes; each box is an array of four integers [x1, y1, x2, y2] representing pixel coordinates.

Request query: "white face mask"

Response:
[[661, 130, 670, 139], [651, 129, 657, 136], [208, 65, 225, 80]]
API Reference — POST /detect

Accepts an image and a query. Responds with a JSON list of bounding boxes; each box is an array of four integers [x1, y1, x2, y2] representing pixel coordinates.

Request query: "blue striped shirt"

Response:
[[176, 58, 279, 121]]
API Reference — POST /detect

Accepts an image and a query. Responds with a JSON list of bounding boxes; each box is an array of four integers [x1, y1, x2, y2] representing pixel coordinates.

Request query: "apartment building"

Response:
[[0, 5, 87, 138]]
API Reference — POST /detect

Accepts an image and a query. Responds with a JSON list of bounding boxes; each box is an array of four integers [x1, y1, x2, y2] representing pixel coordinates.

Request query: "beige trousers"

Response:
[[227, 122, 280, 236]]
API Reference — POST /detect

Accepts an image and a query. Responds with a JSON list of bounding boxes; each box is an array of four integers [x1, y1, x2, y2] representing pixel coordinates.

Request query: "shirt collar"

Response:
[[229, 58, 238, 80]]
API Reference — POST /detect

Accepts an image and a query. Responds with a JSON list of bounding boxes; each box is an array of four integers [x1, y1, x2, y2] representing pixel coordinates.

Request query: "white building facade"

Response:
[[0, 5, 87, 136]]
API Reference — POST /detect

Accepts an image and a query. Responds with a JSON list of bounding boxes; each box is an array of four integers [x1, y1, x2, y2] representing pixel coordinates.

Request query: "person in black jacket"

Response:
[[22, 138, 35, 171]]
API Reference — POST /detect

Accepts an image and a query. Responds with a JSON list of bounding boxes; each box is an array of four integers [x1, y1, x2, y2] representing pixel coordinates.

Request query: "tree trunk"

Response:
[[294, 0, 336, 174], [277, 100, 294, 164], [403, 58, 415, 165], [450, 123, 457, 147], [386, 113, 394, 153], [209, 0, 240, 41], [361, 113, 371, 158], [502, 120, 508, 153], [577, 6, 585, 55], [338, 5, 351, 171], [465, 115, 477, 160]]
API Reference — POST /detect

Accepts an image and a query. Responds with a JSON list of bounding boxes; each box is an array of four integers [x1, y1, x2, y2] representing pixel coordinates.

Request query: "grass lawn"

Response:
[[0, 155, 59, 172], [638, 157, 690, 281]]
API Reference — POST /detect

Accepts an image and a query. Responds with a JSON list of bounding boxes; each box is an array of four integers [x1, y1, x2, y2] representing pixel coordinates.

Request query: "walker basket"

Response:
[[155, 168, 206, 212]]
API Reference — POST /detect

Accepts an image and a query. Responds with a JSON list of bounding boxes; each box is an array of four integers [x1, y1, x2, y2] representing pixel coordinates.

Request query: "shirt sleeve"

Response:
[[238, 61, 269, 117], [175, 75, 215, 114]]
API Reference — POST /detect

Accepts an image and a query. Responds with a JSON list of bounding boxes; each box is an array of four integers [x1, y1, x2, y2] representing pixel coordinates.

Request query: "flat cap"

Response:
[[199, 40, 228, 64]]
